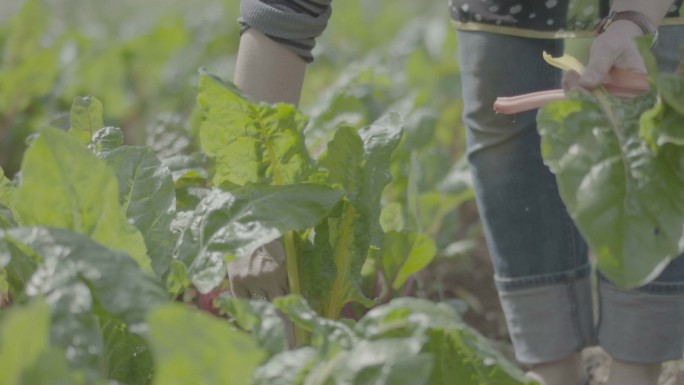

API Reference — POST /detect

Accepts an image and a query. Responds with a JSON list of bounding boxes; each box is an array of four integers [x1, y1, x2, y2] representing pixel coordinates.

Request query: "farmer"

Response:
[[228, 1, 684, 384]]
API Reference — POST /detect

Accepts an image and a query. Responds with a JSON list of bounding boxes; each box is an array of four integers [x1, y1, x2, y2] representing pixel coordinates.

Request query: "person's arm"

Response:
[[234, 28, 306, 106], [579, 0, 675, 88], [234, 0, 332, 105], [228, 1, 332, 306]]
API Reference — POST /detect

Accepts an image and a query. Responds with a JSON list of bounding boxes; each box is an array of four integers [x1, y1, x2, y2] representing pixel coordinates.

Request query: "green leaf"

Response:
[[330, 339, 433, 385], [91, 126, 124, 157], [418, 191, 471, 240], [640, 97, 684, 151], [164, 154, 209, 182], [635, 37, 684, 151], [165, 260, 191, 296], [0, 228, 169, 325], [19, 348, 90, 385], [218, 297, 288, 356], [0, 299, 50, 385], [103, 146, 176, 277], [0, 203, 14, 230], [272, 297, 432, 385], [380, 202, 404, 233], [319, 125, 365, 197], [14, 128, 151, 271], [145, 113, 195, 159], [69, 96, 104, 144], [356, 298, 532, 385], [268, 296, 528, 385], [358, 113, 404, 247], [0, 228, 169, 373], [0, 0, 58, 114], [299, 219, 337, 314], [1, 235, 39, 295], [313, 114, 402, 318], [197, 71, 314, 186], [172, 184, 343, 293], [537, 95, 684, 287], [1, 0, 48, 68], [382, 231, 436, 289], [101, 317, 153, 385], [0, 169, 15, 209], [251, 347, 318, 385], [147, 303, 266, 385], [272, 295, 358, 349]]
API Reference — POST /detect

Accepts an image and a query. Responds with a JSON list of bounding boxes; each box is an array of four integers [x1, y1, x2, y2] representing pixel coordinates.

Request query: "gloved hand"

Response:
[[578, 20, 647, 89], [227, 240, 294, 347], [227, 240, 288, 302], [577, 0, 674, 89]]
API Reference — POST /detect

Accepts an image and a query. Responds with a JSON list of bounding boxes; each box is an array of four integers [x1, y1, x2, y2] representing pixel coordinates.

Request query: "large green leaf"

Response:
[[69, 96, 104, 144], [14, 128, 151, 271], [101, 317, 153, 385], [147, 303, 266, 385], [0, 299, 50, 385], [537, 94, 684, 287], [313, 114, 402, 319], [356, 298, 532, 385], [0, 228, 169, 324], [0, 228, 169, 374], [103, 146, 176, 277], [173, 184, 343, 293], [269, 296, 527, 385], [197, 71, 314, 186], [270, 295, 432, 385], [381, 231, 436, 289]]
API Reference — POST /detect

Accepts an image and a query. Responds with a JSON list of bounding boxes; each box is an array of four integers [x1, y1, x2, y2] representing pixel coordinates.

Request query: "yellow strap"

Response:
[[451, 17, 684, 39]]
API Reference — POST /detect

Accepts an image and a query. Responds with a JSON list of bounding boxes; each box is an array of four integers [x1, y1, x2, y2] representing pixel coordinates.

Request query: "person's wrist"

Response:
[[606, 19, 645, 37], [596, 10, 658, 37]]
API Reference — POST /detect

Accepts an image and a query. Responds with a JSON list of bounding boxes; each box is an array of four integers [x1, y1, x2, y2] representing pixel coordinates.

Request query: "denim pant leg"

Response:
[[597, 24, 684, 364], [457, 31, 596, 364]]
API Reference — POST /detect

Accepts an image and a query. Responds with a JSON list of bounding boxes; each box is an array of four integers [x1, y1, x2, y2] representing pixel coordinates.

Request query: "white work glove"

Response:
[[227, 240, 288, 301], [227, 240, 294, 346], [577, 0, 674, 89], [579, 20, 647, 89]]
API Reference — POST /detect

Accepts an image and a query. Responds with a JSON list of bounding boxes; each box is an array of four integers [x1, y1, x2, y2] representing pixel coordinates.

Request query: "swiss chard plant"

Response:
[[537, 44, 684, 288], [0, 72, 531, 384]]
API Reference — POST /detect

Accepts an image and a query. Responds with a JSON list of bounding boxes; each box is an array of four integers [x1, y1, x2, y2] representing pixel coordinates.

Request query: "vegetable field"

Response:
[[1, 0, 683, 384]]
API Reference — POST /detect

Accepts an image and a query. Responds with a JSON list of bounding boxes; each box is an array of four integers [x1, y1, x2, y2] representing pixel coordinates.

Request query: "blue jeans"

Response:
[[457, 26, 684, 364]]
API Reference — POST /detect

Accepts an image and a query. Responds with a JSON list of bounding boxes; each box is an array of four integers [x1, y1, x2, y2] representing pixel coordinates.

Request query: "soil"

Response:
[[418, 203, 684, 385]]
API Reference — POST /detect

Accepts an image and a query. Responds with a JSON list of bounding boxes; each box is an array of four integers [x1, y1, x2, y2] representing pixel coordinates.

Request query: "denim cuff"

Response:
[[598, 278, 684, 363], [495, 264, 591, 291], [497, 271, 596, 364]]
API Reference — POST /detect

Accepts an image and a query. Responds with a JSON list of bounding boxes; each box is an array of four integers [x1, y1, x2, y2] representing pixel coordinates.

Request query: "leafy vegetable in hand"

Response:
[[537, 61, 684, 287]]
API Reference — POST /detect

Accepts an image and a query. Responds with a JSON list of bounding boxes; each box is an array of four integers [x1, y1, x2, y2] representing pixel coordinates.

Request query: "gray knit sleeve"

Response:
[[239, 0, 333, 63]]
